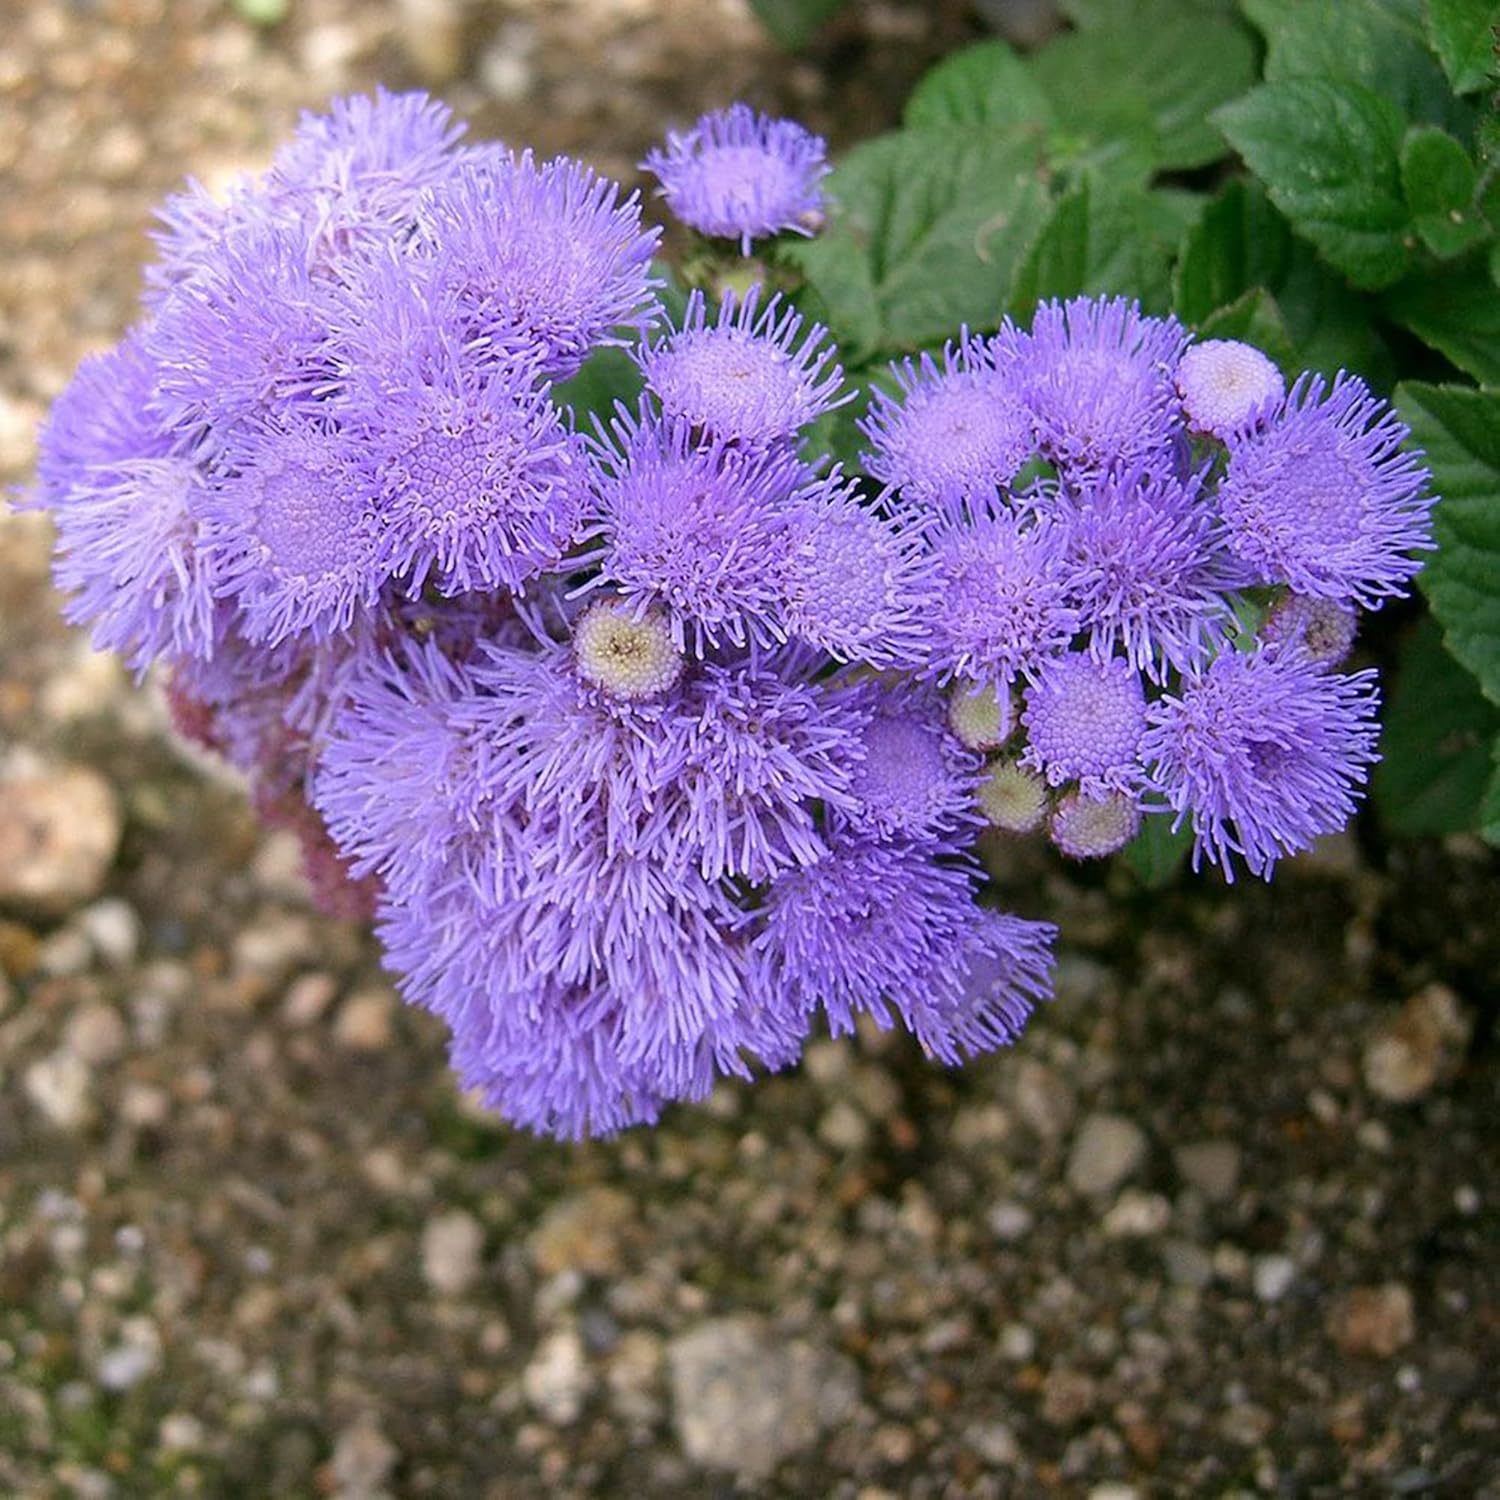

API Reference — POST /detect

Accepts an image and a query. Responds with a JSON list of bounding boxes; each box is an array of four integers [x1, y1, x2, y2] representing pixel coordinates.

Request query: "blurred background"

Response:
[[0, 2, 1496, 1496]]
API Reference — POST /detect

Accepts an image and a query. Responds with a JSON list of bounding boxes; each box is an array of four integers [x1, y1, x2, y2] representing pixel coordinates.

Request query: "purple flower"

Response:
[[859, 336, 1034, 508], [1176, 338, 1284, 439], [995, 296, 1188, 475], [1047, 789, 1141, 860], [923, 501, 1078, 690], [977, 760, 1048, 833], [947, 680, 1014, 752], [1021, 653, 1146, 793], [1140, 649, 1381, 880], [1057, 464, 1234, 679], [578, 409, 800, 653], [638, 286, 846, 448], [1217, 374, 1434, 608], [409, 150, 661, 378], [642, 103, 829, 253], [776, 476, 937, 669], [1259, 592, 1358, 668]]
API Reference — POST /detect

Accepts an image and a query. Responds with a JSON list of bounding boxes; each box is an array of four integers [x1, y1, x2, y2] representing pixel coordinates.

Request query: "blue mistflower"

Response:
[[1022, 653, 1147, 794], [1218, 374, 1435, 608], [1057, 464, 1235, 679], [638, 286, 846, 448], [1259, 592, 1358, 668], [1048, 789, 1141, 860], [1176, 338, 1284, 439], [579, 408, 801, 653], [995, 296, 1188, 475], [859, 336, 1034, 509], [641, 103, 830, 253], [1140, 649, 1381, 880]]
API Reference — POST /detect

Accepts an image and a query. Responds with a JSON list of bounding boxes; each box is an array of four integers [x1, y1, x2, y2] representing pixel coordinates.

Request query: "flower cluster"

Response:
[[34, 93, 1434, 1136]]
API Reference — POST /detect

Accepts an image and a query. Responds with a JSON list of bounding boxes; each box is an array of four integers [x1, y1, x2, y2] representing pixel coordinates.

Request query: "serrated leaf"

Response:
[[1241, 0, 1473, 130], [1027, 8, 1257, 172], [784, 128, 1048, 361], [1373, 616, 1500, 834], [1215, 79, 1414, 292], [1197, 288, 1299, 372], [1274, 244, 1397, 386], [1124, 814, 1194, 887], [1399, 124, 1490, 255], [1384, 257, 1500, 381], [748, 0, 849, 49], [904, 39, 1055, 132], [1424, 0, 1500, 95], [1008, 180, 1180, 317], [1397, 381, 1500, 703], [1173, 178, 1295, 324]]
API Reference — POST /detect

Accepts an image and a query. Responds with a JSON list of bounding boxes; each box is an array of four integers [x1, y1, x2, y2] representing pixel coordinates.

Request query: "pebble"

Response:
[[0, 763, 122, 913], [668, 1316, 860, 1477], [334, 989, 395, 1052], [281, 972, 338, 1026], [330, 1413, 398, 1496], [1066, 1113, 1147, 1197], [528, 1188, 635, 1278], [24, 1050, 93, 1130], [95, 1319, 162, 1391], [76, 898, 140, 966], [421, 1210, 484, 1297], [1161, 1239, 1215, 1289], [1253, 1254, 1297, 1303], [158, 1413, 205, 1452], [1173, 1139, 1242, 1203], [818, 1100, 871, 1151], [65, 1001, 129, 1065], [1101, 1189, 1171, 1239], [1088, 1486, 1143, 1500], [987, 1200, 1034, 1243], [964, 1419, 1021, 1464], [522, 1328, 592, 1426], [1014, 1059, 1077, 1140], [1328, 1283, 1416, 1358], [1362, 984, 1471, 1103]]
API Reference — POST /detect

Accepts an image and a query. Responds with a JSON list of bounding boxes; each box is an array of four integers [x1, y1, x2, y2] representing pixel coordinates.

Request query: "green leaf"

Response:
[[1197, 288, 1299, 372], [1400, 125, 1491, 255], [1374, 617, 1500, 834], [748, 0, 849, 48], [1027, 7, 1258, 171], [1397, 381, 1500, 703], [1173, 178, 1295, 325], [784, 128, 1048, 361], [1424, 0, 1500, 94], [1384, 257, 1500, 381], [904, 39, 1055, 132], [1215, 79, 1415, 292], [1480, 750, 1500, 842], [1009, 180, 1181, 317], [552, 346, 644, 428], [1240, 0, 1472, 129], [1124, 814, 1194, 887], [1064, 0, 1239, 23], [1274, 244, 1396, 386]]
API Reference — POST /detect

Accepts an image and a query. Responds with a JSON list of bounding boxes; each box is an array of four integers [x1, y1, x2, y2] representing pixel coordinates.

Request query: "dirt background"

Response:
[[1, 2, 1497, 1496]]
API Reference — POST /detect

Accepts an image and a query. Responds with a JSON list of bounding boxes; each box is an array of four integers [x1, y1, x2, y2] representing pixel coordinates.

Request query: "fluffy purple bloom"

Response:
[[1217, 374, 1434, 608], [776, 476, 937, 668], [1048, 789, 1141, 859], [642, 103, 829, 253], [1259, 592, 1358, 668], [1057, 464, 1234, 678], [995, 296, 1188, 474], [198, 418, 386, 645], [757, 836, 1054, 1063], [638, 286, 846, 448], [578, 409, 800, 653], [33, 331, 217, 668], [1140, 649, 1381, 880], [1176, 338, 1284, 439], [859, 336, 1034, 508], [923, 501, 1079, 690], [1022, 653, 1146, 793]]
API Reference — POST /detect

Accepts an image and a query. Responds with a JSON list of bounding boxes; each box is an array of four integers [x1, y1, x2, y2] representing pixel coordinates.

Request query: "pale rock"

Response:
[[1327, 1283, 1416, 1358], [65, 1002, 128, 1065], [331, 1413, 398, 1495], [0, 764, 121, 914], [1173, 1139, 1241, 1203], [528, 1187, 635, 1277], [421, 1210, 484, 1297], [523, 1328, 592, 1425], [1101, 1189, 1171, 1239], [334, 989, 395, 1052], [1253, 1254, 1296, 1303], [25, 1050, 93, 1130], [1066, 1113, 1147, 1197], [1362, 984, 1471, 1103]]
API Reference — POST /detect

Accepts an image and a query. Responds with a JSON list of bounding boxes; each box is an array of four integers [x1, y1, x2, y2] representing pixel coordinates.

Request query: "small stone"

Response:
[[231, 912, 316, 978], [1013, 1059, 1077, 1140], [999, 1323, 1036, 1361], [668, 1316, 860, 1477], [330, 1413, 397, 1495], [964, 1419, 1020, 1464], [38, 927, 93, 977], [528, 1188, 635, 1278], [1253, 1254, 1297, 1303], [421, 1210, 484, 1297], [65, 1002, 128, 1066], [1040, 1366, 1096, 1426], [0, 763, 121, 914], [523, 1328, 592, 1425], [282, 972, 338, 1026], [25, 1050, 93, 1130], [818, 1100, 870, 1152], [986, 1200, 1034, 1243], [1173, 1140, 1241, 1203], [1161, 1239, 1214, 1289], [158, 1413, 205, 1452], [334, 989, 395, 1051], [1101, 1189, 1171, 1239], [76, 899, 139, 966], [1088, 1486, 1143, 1500], [1328, 1283, 1416, 1358], [95, 1320, 161, 1391], [1066, 1113, 1147, 1197], [1363, 984, 1471, 1103]]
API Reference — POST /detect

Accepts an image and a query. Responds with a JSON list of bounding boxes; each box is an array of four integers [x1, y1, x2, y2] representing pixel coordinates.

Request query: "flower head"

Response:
[[573, 598, 685, 701], [1140, 649, 1381, 880], [1217, 373, 1434, 607], [859, 336, 1033, 509], [1021, 652, 1146, 793], [638, 286, 846, 448], [1259, 592, 1358, 668], [642, 103, 829, 253], [948, 680, 1014, 752], [995, 296, 1188, 475], [977, 760, 1048, 832], [1176, 338, 1284, 438], [1048, 789, 1140, 859]]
